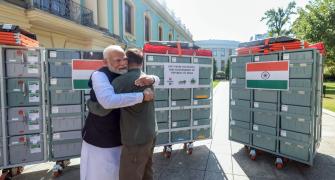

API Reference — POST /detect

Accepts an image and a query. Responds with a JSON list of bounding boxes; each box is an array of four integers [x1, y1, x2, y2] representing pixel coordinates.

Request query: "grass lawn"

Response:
[[213, 80, 220, 88], [323, 82, 335, 112]]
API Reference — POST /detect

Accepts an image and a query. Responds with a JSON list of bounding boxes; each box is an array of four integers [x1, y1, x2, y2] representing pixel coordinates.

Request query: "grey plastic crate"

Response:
[[281, 105, 311, 116], [231, 56, 252, 65], [171, 89, 191, 100], [199, 78, 211, 85], [193, 108, 211, 120], [193, 99, 210, 106], [230, 99, 250, 107], [171, 120, 190, 128], [231, 88, 251, 100], [0, 141, 3, 167], [193, 127, 211, 140], [9, 134, 44, 164], [155, 100, 168, 108], [230, 78, 245, 88], [5, 49, 41, 77], [231, 64, 246, 78], [7, 78, 41, 106], [50, 90, 81, 105], [48, 50, 80, 60], [49, 78, 73, 90], [280, 130, 310, 143], [252, 124, 276, 151], [253, 54, 279, 62], [199, 67, 211, 79], [282, 90, 311, 106], [155, 89, 169, 101], [51, 105, 83, 132], [51, 131, 82, 158], [146, 55, 169, 62], [156, 132, 169, 145], [230, 107, 251, 122], [193, 57, 212, 64], [7, 106, 43, 135], [282, 50, 313, 62], [253, 102, 277, 111], [288, 63, 313, 79], [48, 59, 73, 78], [254, 89, 278, 103], [280, 140, 310, 161], [193, 88, 210, 99], [171, 109, 191, 121], [281, 115, 311, 134], [193, 119, 211, 126], [171, 130, 191, 142], [155, 110, 168, 123], [171, 100, 191, 107], [253, 111, 276, 127], [146, 65, 164, 78], [157, 122, 169, 130], [229, 123, 250, 144], [171, 56, 191, 63]]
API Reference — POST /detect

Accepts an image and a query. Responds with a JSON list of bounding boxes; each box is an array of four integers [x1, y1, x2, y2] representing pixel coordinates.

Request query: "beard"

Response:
[[108, 66, 128, 75]]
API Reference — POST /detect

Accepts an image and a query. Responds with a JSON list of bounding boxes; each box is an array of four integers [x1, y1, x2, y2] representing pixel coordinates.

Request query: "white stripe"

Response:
[[72, 70, 95, 80], [246, 71, 289, 80]]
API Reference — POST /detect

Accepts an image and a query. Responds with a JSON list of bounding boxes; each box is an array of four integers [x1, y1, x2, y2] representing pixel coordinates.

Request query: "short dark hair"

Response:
[[126, 48, 143, 65]]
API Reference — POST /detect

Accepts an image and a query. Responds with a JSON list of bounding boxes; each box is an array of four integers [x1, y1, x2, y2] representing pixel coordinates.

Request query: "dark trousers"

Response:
[[119, 138, 155, 180]]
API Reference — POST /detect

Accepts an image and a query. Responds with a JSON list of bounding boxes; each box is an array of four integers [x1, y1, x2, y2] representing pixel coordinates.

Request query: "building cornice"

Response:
[[142, 0, 193, 41]]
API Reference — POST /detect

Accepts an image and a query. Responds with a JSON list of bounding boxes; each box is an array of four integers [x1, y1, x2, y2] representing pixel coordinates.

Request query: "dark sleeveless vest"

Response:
[[82, 67, 122, 148]]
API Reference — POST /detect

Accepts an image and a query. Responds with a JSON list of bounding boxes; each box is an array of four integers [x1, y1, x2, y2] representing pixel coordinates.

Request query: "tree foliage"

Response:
[[292, 0, 335, 78], [261, 2, 296, 37]]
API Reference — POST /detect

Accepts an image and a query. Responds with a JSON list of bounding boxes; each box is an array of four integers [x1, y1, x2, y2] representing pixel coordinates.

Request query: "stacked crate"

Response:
[[145, 54, 213, 149], [229, 49, 323, 166], [46, 49, 83, 161], [2, 47, 46, 167]]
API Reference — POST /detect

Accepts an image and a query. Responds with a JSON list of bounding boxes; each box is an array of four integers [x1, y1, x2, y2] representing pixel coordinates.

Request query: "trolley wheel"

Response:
[[17, 166, 24, 175], [186, 148, 193, 155], [164, 151, 171, 159], [163, 145, 172, 159], [53, 170, 62, 177], [275, 157, 284, 169], [249, 149, 256, 160]]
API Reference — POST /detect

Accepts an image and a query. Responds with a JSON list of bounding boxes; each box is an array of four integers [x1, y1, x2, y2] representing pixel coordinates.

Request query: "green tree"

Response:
[[292, 0, 335, 79], [225, 59, 230, 80], [213, 58, 217, 80], [261, 2, 296, 37]]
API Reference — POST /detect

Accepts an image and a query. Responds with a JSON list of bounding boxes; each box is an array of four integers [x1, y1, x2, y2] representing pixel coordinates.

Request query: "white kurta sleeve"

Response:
[[91, 71, 143, 109], [151, 75, 160, 86]]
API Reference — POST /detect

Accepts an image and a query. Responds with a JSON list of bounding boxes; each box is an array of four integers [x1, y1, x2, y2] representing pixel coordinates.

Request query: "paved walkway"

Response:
[[11, 81, 335, 180]]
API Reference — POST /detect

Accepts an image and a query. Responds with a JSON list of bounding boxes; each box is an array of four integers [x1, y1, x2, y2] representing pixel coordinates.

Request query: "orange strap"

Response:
[[177, 42, 182, 56]]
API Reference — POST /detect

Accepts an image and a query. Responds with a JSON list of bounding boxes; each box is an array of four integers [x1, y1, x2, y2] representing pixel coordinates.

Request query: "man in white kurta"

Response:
[[80, 45, 159, 180]]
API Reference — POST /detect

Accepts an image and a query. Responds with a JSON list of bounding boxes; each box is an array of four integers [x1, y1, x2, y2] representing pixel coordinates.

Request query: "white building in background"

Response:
[[195, 40, 239, 71]]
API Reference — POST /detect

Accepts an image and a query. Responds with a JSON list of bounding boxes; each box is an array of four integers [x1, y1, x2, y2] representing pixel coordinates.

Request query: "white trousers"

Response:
[[80, 140, 122, 180]]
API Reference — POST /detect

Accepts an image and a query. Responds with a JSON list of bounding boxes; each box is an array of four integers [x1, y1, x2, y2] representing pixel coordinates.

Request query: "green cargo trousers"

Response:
[[119, 138, 156, 180]]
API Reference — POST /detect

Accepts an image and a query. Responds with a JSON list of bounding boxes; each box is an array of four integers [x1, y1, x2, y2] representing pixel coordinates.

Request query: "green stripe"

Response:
[[73, 79, 90, 90], [247, 80, 288, 90]]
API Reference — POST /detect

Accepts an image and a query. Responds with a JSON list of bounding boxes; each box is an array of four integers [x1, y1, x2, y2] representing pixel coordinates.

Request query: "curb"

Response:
[[323, 109, 335, 117]]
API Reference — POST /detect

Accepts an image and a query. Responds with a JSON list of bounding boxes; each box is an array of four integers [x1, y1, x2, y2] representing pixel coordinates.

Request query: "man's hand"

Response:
[[143, 88, 154, 101], [135, 75, 154, 87]]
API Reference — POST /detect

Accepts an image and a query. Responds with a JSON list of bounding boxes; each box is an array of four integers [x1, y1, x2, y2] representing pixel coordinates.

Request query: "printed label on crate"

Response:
[[72, 59, 105, 90], [230, 120, 235, 125], [29, 135, 41, 153], [28, 110, 39, 121], [147, 56, 154, 61], [27, 55, 39, 64], [246, 61, 289, 90], [27, 64, 39, 74], [53, 133, 61, 140], [253, 125, 259, 131], [28, 81, 39, 93], [254, 102, 259, 108], [29, 93, 40, 103], [231, 100, 236, 106], [283, 53, 290, 60], [298, 118, 305, 122], [172, 57, 177, 62], [172, 122, 177, 127], [300, 63, 307, 67], [194, 120, 198, 126], [11, 117, 19, 121], [164, 63, 199, 88], [231, 79, 236, 84], [280, 130, 287, 137], [52, 107, 59, 114], [281, 105, 288, 112], [193, 100, 198, 105], [172, 101, 176, 106], [232, 58, 236, 63], [50, 78, 58, 85], [194, 58, 198, 63], [28, 124, 40, 130], [298, 91, 305, 95], [255, 56, 260, 62], [49, 51, 57, 58]]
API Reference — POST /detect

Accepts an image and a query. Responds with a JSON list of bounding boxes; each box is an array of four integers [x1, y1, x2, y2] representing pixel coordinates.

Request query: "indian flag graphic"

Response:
[[246, 61, 289, 90], [72, 59, 105, 90]]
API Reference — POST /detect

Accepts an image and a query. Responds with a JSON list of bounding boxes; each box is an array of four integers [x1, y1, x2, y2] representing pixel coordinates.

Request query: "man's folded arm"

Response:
[[92, 71, 143, 109]]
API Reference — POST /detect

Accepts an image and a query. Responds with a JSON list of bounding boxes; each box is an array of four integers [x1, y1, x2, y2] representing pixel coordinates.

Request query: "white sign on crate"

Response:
[[164, 63, 199, 88]]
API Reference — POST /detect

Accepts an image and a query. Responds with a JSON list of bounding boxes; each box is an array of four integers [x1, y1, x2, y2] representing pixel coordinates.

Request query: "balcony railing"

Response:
[[31, 0, 94, 27]]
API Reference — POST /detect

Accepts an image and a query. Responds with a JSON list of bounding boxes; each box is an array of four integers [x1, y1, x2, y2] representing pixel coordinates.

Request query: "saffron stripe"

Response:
[[73, 60, 105, 70], [246, 61, 289, 72]]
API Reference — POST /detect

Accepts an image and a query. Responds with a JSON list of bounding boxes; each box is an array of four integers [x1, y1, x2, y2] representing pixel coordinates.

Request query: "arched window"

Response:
[[124, 1, 135, 35], [144, 15, 151, 42], [158, 26, 163, 41]]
